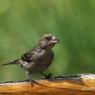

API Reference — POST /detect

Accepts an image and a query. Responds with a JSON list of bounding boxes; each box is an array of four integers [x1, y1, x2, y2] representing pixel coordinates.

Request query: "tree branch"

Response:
[[0, 74, 95, 95]]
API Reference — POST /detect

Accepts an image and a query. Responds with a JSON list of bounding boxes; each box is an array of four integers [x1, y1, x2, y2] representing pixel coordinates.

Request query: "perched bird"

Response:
[[1, 34, 59, 84]]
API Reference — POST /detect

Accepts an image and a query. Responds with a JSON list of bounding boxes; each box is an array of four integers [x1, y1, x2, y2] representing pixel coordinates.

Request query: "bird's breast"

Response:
[[30, 50, 54, 73]]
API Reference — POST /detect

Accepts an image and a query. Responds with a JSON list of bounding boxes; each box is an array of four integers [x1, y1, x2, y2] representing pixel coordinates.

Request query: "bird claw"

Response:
[[26, 79, 34, 86], [44, 73, 53, 80]]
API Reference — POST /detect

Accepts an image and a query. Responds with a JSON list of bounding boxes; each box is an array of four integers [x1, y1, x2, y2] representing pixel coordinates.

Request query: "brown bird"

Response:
[[1, 34, 59, 84]]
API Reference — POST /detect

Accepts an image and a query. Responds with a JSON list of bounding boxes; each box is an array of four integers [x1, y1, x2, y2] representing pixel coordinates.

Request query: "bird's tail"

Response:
[[0, 59, 20, 66]]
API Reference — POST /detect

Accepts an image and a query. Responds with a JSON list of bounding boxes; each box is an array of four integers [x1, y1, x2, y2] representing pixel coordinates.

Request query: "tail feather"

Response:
[[0, 59, 20, 66]]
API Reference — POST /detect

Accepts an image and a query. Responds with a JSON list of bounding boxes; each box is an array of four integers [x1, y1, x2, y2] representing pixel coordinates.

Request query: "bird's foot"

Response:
[[27, 79, 47, 87], [44, 73, 53, 80], [27, 79, 35, 86]]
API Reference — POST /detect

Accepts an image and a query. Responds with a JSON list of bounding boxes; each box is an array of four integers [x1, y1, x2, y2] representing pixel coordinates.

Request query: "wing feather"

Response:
[[21, 50, 35, 62]]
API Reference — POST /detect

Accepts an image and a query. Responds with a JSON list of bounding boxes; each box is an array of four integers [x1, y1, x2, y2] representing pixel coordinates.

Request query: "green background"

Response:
[[0, 0, 95, 82]]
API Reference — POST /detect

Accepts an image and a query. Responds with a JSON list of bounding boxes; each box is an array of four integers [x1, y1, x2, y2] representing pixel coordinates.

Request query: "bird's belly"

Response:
[[29, 51, 53, 73]]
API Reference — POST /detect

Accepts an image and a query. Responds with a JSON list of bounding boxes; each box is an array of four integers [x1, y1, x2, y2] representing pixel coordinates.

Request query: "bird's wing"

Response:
[[21, 50, 36, 62]]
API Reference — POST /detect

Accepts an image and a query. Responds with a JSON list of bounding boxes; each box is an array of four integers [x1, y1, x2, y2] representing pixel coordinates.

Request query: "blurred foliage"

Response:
[[0, 0, 95, 82]]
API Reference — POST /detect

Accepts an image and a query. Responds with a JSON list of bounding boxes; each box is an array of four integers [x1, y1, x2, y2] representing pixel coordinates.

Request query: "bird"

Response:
[[1, 34, 59, 84]]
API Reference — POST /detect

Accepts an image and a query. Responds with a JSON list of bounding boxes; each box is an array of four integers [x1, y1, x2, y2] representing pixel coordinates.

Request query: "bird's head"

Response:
[[39, 34, 59, 49]]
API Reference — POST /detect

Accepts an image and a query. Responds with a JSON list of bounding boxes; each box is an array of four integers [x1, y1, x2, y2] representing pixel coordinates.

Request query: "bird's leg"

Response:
[[25, 71, 35, 86], [41, 72, 53, 80], [25, 71, 47, 86]]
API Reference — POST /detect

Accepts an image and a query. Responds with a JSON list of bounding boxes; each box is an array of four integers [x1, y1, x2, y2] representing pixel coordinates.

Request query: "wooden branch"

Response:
[[0, 74, 95, 95]]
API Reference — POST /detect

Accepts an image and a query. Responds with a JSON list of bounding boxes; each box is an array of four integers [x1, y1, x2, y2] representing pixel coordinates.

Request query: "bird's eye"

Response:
[[45, 37, 51, 40]]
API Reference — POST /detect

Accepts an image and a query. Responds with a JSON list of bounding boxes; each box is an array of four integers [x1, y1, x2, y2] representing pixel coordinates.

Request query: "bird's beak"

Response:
[[51, 36, 60, 43]]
